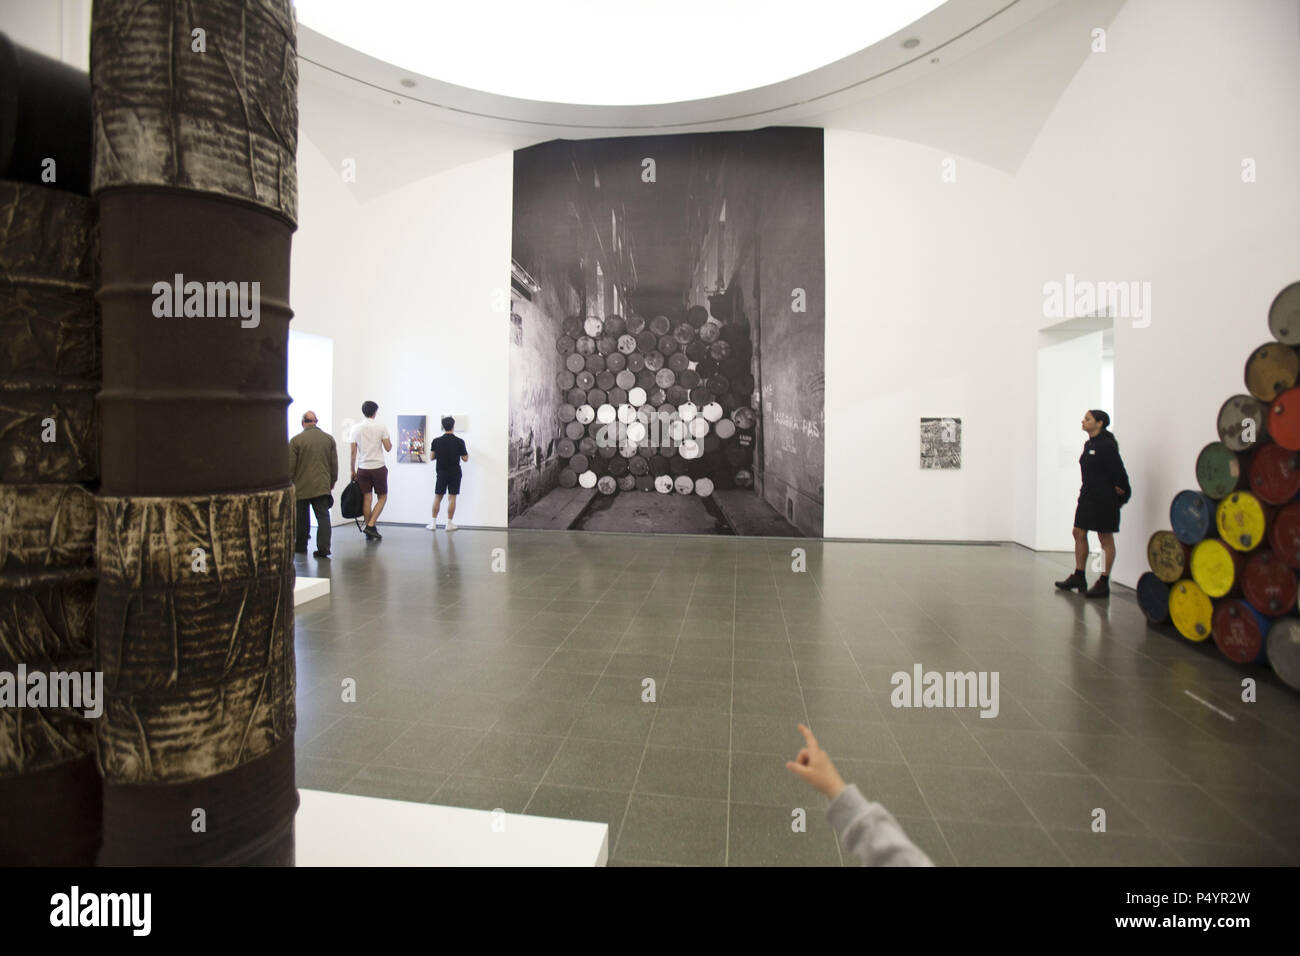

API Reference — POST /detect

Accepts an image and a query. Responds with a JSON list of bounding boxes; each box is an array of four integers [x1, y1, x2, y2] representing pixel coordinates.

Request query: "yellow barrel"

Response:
[[1245, 342, 1299, 401], [1147, 530, 1189, 583], [1169, 580, 1214, 642], [1215, 491, 1271, 552], [1189, 539, 1243, 598]]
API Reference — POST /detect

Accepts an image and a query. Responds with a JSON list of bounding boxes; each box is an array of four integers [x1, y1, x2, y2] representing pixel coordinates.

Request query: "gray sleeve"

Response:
[[826, 784, 935, 867]]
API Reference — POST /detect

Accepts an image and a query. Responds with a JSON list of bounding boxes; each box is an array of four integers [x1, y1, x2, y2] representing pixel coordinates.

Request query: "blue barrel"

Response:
[[1137, 572, 1172, 623], [1170, 489, 1216, 545]]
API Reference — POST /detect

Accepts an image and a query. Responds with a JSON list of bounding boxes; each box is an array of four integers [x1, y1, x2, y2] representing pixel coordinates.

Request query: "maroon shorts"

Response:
[[356, 466, 388, 496]]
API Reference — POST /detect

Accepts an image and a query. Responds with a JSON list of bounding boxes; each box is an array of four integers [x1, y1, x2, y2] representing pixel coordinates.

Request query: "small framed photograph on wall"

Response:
[[397, 415, 428, 463], [920, 417, 961, 470]]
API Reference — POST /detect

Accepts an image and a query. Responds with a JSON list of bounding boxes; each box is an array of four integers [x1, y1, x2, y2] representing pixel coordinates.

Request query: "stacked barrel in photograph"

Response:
[[553, 299, 758, 498], [1138, 281, 1300, 693]]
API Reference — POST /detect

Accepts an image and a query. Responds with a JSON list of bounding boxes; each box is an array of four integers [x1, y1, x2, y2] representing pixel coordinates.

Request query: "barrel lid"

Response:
[[654, 474, 673, 492], [604, 350, 627, 372], [649, 315, 671, 336], [1248, 441, 1300, 504], [658, 335, 679, 355], [1267, 282, 1300, 345], [1190, 538, 1240, 597], [595, 370, 616, 391], [604, 314, 626, 336], [566, 353, 587, 373], [625, 352, 646, 372], [1212, 599, 1268, 663], [1265, 617, 1300, 690], [576, 335, 597, 355], [1136, 571, 1172, 623], [1169, 579, 1213, 642], [1195, 442, 1242, 499], [626, 314, 647, 334], [617, 334, 637, 354], [1245, 342, 1299, 401], [578, 470, 597, 489], [1216, 491, 1269, 551], [1147, 529, 1188, 583], [1217, 394, 1268, 452], [1241, 549, 1298, 615], [557, 370, 576, 390], [556, 335, 575, 354], [583, 316, 604, 337], [558, 468, 578, 488], [1268, 386, 1300, 451], [1170, 489, 1214, 544]]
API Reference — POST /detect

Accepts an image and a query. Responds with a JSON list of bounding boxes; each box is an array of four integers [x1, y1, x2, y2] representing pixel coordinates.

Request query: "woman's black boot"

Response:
[[1055, 569, 1087, 593], [1085, 574, 1110, 599]]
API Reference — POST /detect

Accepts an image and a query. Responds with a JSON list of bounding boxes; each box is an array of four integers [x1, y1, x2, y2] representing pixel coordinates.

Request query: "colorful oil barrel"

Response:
[[1170, 489, 1215, 544], [1195, 442, 1245, 499], [1241, 550, 1298, 615], [1245, 342, 1299, 401], [1268, 386, 1300, 451], [1267, 281, 1300, 344], [1247, 442, 1300, 505], [1136, 572, 1172, 623], [1147, 530, 1190, 583], [1169, 580, 1214, 642], [1217, 394, 1269, 452], [1269, 501, 1300, 568], [1211, 600, 1270, 664], [1190, 539, 1244, 598], [1265, 618, 1300, 691], [1216, 491, 1271, 551]]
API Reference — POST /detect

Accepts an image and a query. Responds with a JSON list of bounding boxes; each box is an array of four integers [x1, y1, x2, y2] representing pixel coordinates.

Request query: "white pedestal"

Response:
[[294, 576, 330, 606], [295, 789, 609, 867]]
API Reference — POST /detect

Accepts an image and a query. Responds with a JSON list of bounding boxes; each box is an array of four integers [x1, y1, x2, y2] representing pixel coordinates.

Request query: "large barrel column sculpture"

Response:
[[90, 0, 299, 865], [0, 36, 102, 861]]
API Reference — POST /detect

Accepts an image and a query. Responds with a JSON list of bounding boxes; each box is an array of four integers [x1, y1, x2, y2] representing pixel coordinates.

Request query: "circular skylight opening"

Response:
[[294, 0, 947, 106]]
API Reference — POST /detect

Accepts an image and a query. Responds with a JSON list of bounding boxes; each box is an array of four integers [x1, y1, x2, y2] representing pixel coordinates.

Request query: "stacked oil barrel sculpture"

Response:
[[554, 303, 758, 497], [1138, 281, 1300, 692]]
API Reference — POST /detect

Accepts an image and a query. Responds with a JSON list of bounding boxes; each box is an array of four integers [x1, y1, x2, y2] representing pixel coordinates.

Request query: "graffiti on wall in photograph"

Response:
[[507, 128, 825, 536], [397, 415, 427, 463], [920, 417, 962, 470]]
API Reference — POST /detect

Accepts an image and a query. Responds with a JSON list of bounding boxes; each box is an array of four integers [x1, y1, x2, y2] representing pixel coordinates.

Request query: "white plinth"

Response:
[[295, 788, 608, 867], [294, 576, 330, 606]]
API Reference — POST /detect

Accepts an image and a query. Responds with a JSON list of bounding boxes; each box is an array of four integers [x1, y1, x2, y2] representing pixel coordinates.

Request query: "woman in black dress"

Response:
[[1055, 410, 1131, 598]]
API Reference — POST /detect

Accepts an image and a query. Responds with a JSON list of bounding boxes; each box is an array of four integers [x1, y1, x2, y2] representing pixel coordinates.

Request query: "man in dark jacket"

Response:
[[1056, 409, 1131, 598], [290, 410, 338, 558]]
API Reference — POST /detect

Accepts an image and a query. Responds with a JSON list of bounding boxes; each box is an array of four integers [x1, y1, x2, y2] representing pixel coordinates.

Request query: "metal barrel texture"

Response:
[[91, 0, 299, 865], [0, 179, 101, 864]]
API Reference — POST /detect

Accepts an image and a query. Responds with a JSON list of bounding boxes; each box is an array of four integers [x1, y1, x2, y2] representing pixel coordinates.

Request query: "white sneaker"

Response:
[[446, 522, 458, 531], [426, 522, 437, 531]]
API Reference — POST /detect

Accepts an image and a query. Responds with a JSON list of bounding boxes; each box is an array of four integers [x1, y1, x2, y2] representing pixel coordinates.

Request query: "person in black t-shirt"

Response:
[[427, 416, 469, 531]]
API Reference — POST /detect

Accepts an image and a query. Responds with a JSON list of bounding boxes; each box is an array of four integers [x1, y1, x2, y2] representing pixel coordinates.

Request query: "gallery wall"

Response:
[[290, 0, 1300, 590]]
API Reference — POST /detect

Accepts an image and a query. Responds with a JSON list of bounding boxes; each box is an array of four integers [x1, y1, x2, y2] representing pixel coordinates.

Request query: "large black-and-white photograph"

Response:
[[508, 129, 825, 536]]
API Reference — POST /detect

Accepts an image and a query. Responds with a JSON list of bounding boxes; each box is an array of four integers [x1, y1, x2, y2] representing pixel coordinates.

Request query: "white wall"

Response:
[[1035, 331, 1103, 551], [292, 130, 514, 529], [291, 0, 1300, 573], [287, 329, 334, 438], [823, 131, 1035, 542]]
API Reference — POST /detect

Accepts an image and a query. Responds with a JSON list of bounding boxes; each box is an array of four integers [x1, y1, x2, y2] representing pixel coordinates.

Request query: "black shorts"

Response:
[[435, 473, 462, 495], [356, 466, 388, 496]]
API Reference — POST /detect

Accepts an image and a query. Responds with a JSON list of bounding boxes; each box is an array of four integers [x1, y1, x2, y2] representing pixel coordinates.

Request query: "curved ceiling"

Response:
[[294, 0, 950, 106], [294, 0, 1054, 138]]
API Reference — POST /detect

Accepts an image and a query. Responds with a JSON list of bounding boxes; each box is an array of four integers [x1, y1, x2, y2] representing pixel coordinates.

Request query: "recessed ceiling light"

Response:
[[295, 0, 950, 105], [399, 78, 416, 88], [902, 37, 920, 49], [392, 98, 401, 104]]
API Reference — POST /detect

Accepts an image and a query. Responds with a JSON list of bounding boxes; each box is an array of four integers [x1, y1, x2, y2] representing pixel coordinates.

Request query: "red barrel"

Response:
[[1211, 600, 1269, 664], [1248, 442, 1300, 504], [1241, 550, 1298, 615], [1269, 501, 1300, 568], [1268, 386, 1300, 450]]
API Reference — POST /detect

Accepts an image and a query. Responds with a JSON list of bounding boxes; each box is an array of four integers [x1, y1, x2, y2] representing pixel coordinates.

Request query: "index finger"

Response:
[[796, 722, 820, 751]]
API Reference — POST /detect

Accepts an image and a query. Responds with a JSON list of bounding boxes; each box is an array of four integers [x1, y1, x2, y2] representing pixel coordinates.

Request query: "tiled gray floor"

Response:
[[293, 528, 1300, 866]]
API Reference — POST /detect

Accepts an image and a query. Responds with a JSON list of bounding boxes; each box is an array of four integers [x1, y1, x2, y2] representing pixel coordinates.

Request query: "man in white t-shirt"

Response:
[[349, 400, 392, 540]]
